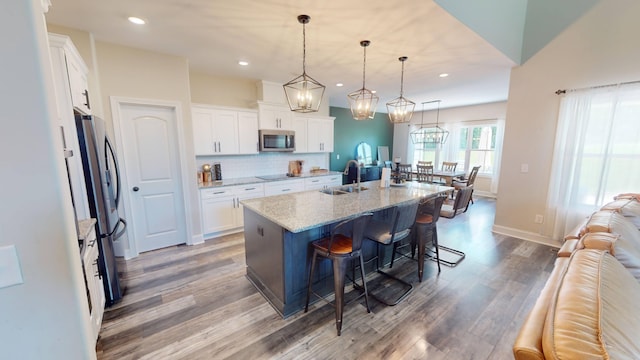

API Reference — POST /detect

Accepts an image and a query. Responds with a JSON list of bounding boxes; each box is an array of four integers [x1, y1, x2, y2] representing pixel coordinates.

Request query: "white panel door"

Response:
[[119, 104, 187, 252]]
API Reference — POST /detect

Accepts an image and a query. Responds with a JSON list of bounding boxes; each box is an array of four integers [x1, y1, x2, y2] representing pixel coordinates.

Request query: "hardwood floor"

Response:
[[96, 197, 557, 359]]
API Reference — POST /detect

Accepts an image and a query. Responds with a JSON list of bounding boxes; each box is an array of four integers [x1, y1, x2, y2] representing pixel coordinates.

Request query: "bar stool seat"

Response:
[[305, 213, 373, 336]]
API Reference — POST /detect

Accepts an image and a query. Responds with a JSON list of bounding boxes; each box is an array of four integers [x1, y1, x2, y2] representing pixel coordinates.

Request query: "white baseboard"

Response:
[[492, 225, 561, 248], [474, 190, 496, 199], [190, 233, 205, 245]]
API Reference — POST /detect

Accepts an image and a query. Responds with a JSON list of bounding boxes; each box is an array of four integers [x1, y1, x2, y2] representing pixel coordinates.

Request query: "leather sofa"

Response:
[[513, 196, 640, 359]]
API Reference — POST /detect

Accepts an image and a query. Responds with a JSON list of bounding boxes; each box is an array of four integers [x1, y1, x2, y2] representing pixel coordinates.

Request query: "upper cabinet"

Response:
[[192, 105, 258, 156], [306, 116, 335, 153], [257, 102, 293, 130], [49, 33, 91, 115]]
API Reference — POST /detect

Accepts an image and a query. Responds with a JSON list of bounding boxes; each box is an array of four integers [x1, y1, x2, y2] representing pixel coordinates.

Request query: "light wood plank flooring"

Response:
[[97, 197, 557, 359]]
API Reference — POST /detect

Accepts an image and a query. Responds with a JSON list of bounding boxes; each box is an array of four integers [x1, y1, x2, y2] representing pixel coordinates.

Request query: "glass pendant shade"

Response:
[[386, 56, 415, 123], [283, 15, 325, 113], [348, 40, 378, 120], [410, 100, 449, 144]]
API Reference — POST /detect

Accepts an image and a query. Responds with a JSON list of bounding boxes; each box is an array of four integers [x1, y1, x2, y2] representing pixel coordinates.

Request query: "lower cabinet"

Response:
[[201, 184, 264, 236], [264, 179, 305, 196], [303, 174, 342, 190], [82, 227, 104, 342]]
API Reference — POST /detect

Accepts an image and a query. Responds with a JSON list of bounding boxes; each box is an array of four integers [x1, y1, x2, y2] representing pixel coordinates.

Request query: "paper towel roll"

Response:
[[381, 168, 391, 188]]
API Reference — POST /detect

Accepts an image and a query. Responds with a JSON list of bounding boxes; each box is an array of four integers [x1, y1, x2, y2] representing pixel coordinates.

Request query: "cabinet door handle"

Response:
[[218, 141, 221, 152], [132, 186, 140, 192], [83, 89, 90, 109]]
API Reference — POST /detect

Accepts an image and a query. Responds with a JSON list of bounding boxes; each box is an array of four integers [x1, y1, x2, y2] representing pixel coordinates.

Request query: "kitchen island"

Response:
[[241, 180, 453, 318]]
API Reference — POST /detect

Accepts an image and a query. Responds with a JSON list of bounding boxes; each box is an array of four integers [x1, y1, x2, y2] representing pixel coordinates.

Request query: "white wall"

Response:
[[494, 0, 640, 246], [0, 1, 94, 358]]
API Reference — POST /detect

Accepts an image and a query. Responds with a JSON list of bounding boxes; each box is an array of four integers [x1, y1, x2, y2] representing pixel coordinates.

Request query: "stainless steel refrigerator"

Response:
[[75, 112, 126, 306]]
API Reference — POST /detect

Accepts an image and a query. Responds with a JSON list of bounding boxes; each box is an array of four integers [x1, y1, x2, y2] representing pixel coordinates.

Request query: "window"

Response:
[[548, 82, 640, 239], [455, 124, 498, 174], [412, 140, 438, 166]]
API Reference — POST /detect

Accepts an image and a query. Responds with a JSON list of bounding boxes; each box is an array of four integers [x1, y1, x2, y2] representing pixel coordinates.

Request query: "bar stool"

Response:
[[363, 201, 419, 306], [305, 213, 373, 336], [413, 195, 445, 280], [390, 195, 445, 281]]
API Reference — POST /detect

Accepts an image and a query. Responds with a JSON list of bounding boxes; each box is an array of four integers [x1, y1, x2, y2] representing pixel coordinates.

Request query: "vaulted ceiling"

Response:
[[45, 0, 597, 111]]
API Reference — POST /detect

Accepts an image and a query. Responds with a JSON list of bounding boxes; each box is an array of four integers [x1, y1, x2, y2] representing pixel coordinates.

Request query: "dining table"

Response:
[[431, 169, 466, 186]]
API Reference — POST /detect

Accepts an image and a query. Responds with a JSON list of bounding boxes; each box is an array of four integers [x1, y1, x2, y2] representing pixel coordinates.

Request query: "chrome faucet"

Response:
[[343, 160, 361, 191]]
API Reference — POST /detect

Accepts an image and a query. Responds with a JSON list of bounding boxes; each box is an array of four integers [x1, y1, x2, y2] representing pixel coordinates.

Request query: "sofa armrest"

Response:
[[563, 217, 589, 241], [557, 239, 578, 257], [513, 257, 569, 360]]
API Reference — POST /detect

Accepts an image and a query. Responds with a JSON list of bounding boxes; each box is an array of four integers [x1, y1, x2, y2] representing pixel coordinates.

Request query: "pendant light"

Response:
[[347, 40, 378, 120], [283, 15, 325, 113], [410, 100, 449, 144], [386, 56, 415, 123]]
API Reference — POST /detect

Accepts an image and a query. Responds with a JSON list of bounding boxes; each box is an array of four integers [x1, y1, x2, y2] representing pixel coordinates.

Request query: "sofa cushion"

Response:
[[601, 199, 640, 228], [542, 249, 640, 359], [582, 210, 639, 242]]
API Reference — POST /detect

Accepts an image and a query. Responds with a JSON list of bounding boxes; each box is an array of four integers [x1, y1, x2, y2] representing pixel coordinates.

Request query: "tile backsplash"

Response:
[[196, 153, 330, 179]]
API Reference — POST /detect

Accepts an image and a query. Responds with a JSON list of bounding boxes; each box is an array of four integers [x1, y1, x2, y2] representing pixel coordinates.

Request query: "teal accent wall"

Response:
[[329, 106, 394, 172]]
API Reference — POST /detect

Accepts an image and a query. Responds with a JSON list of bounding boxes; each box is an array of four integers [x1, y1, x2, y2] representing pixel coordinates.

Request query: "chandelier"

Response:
[[283, 15, 325, 113], [386, 56, 415, 123], [347, 40, 378, 120], [410, 100, 449, 144]]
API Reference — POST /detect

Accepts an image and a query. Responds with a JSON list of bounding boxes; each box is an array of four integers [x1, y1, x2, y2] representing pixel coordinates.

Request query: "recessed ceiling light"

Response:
[[371, 90, 377, 94], [439, 73, 449, 78], [336, 83, 343, 87], [128, 16, 146, 25], [238, 61, 249, 66]]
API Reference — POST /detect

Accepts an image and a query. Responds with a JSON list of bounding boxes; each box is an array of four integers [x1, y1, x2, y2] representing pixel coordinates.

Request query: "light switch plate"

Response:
[[520, 163, 529, 173], [0, 245, 24, 289]]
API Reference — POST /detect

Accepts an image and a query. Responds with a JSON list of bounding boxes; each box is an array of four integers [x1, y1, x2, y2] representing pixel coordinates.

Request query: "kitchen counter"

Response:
[[241, 180, 452, 233], [198, 171, 342, 189], [241, 180, 453, 317], [77, 218, 96, 254]]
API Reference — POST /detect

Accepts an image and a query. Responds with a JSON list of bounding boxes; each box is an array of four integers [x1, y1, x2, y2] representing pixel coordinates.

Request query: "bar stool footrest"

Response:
[[427, 245, 465, 267]]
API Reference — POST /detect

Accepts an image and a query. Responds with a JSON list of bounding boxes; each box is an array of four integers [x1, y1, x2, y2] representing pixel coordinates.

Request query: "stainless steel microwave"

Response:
[[259, 129, 295, 152]]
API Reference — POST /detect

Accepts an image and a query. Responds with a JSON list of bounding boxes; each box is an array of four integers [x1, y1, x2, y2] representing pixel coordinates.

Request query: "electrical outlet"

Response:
[[336, 154, 340, 160], [521, 163, 529, 173], [534, 214, 544, 224]]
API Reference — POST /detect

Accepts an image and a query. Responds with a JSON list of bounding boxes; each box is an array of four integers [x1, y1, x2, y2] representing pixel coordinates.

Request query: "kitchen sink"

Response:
[[319, 185, 369, 195]]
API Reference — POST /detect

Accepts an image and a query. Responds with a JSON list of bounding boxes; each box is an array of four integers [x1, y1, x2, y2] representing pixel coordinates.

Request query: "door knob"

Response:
[[132, 186, 139, 192]]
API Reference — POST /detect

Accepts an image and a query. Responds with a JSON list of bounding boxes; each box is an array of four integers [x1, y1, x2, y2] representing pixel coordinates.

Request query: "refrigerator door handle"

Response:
[[104, 218, 127, 241], [105, 137, 122, 207]]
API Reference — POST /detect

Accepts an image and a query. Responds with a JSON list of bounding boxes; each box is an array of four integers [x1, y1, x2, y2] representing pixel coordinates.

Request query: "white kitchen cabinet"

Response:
[[264, 179, 305, 196], [48, 33, 91, 221], [257, 102, 294, 130], [307, 117, 335, 152], [192, 105, 258, 155], [238, 111, 259, 154], [304, 174, 343, 190], [291, 116, 308, 153], [81, 226, 104, 342], [201, 187, 237, 234], [201, 184, 264, 236]]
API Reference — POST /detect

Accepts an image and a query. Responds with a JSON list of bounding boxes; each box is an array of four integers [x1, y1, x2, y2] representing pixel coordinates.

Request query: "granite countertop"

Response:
[[240, 180, 453, 233], [199, 171, 343, 189]]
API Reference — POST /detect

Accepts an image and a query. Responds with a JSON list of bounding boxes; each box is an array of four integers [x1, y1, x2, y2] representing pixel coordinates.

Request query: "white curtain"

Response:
[[547, 83, 640, 240]]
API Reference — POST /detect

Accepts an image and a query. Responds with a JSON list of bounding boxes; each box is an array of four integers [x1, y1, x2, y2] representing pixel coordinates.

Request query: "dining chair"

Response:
[[363, 201, 420, 305], [416, 164, 434, 183], [452, 166, 481, 204], [305, 213, 373, 336], [433, 161, 458, 185], [441, 161, 458, 172], [397, 164, 413, 181], [417, 161, 433, 166]]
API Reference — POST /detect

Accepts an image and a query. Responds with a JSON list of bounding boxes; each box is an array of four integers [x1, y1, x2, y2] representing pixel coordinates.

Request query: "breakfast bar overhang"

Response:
[[241, 180, 453, 318]]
